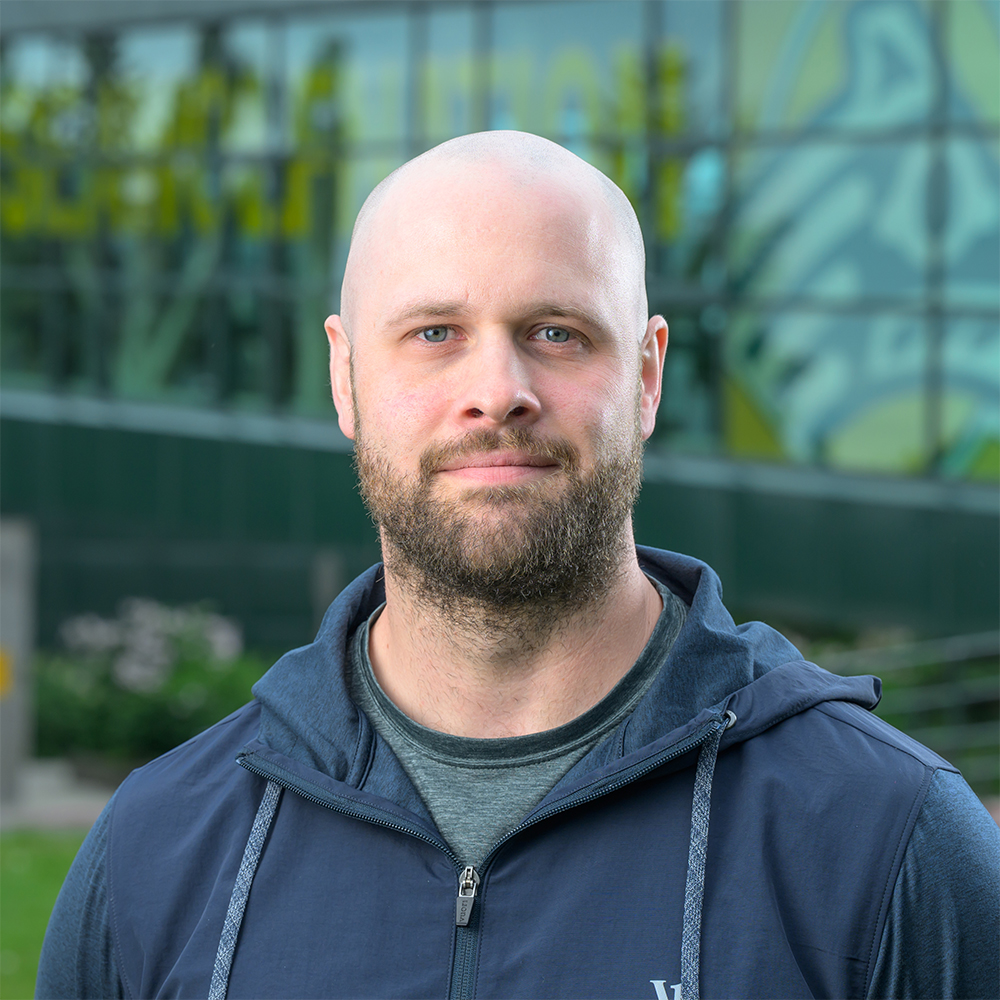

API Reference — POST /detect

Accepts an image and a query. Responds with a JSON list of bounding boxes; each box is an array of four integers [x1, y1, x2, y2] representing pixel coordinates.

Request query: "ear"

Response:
[[325, 315, 355, 440], [639, 315, 669, 441]]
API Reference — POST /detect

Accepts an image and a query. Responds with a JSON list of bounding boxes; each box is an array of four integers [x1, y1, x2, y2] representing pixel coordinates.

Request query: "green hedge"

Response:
[[35, 650, 269, 764]]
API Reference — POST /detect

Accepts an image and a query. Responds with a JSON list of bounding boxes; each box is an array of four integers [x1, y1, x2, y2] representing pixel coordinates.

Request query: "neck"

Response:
[[367, 541, 663, 738]]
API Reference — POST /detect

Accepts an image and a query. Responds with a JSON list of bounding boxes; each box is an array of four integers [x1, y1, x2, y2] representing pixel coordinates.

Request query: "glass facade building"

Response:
[[2, 0, 997, 481], [1, 0, 998, 651]]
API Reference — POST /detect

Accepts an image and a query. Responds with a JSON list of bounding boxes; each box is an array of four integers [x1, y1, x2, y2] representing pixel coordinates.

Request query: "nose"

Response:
[[455, 335, 540, 426]]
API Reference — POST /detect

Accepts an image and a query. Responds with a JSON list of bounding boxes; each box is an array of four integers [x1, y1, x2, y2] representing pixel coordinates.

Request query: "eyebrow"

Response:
[[384, 300, 611, 337], [385, 301, 468, 326]]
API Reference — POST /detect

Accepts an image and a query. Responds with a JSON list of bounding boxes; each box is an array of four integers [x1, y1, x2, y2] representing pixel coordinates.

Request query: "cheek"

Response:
[[353, 374, 446, 458], [545, 367, 637, 447], [382, 386, 436, 422]]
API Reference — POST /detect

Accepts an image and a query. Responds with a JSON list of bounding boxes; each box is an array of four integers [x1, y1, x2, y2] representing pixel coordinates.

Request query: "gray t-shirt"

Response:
[[347, 580, 687, 866]]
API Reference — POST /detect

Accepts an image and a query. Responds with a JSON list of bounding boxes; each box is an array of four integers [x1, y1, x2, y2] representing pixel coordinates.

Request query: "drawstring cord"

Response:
[[681, 710, 736, 1000], [209, 780, 282, 1000]]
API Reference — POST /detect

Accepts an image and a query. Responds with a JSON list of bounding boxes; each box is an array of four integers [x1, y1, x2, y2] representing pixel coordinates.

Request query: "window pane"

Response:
[[945, 138, 1000, 308], [649, 309, 722, 455], [3, 34, 59, 90], [723, 309, 930, 474], [660, 0, 727, 137], [106, 233, 217, 405], [947, 0, 1000, 125], [646, 145, 727, 289], [284, 11, 408, 149], [0, 0, 992, 488], [489, 0, 644, 150], [221, 19, 274, 156], [423, 6, 477, 142], [737, 0, 934, 134], [1, 34, 93, 160], [0, 285, 47, 389], [113, 26, 200, 153], [732, 142, 929, 303], [941, 317, 1000, 481]]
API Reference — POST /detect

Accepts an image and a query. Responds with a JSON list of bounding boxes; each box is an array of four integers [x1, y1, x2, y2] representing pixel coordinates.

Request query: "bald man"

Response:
[[39, 133, 998, 1000]]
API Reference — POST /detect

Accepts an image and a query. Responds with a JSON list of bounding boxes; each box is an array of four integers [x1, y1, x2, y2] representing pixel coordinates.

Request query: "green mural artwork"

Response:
[[727, 0, 999, 478]]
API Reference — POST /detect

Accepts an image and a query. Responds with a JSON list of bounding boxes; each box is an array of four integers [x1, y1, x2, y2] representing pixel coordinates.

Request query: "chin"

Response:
[[453, 476, 569, 507]]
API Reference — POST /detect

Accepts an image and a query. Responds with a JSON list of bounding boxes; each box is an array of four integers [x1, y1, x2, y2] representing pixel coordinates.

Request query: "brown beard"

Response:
[[353, 419, 644, 632]]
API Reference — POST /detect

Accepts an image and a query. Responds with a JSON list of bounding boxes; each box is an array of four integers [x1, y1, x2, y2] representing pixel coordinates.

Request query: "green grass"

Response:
[[1, 829, 87, 1000]]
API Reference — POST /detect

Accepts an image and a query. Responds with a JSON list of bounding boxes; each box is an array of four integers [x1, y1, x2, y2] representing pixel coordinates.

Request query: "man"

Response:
[[39, 132, 998, 1000]]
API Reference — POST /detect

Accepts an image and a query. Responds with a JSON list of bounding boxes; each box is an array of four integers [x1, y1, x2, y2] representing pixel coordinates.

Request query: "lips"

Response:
[[437, 451, 560, 472], [419, 429, 581, 480]]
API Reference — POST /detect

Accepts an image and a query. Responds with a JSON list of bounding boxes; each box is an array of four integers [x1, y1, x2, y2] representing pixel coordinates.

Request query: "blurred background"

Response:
[[0, 0, 997, 989]]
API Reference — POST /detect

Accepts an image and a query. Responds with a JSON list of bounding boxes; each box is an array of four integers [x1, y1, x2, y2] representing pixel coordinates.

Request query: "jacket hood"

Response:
[[252, 546, 880, 789]]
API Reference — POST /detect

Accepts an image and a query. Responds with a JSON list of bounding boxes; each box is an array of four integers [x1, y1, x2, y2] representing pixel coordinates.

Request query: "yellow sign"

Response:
[[0, 647, 13, 700]]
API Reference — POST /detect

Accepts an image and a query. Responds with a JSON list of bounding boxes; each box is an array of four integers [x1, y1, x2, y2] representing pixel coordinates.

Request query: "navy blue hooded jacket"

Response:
[[37, 548, 1000, 999]]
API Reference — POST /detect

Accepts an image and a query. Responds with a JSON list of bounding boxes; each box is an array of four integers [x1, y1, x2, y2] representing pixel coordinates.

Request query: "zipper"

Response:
[[456, 866, 480, 926], [237, 753, 461, 863], [479, 716, 723, 868], [240, 714, 728, 1000], [237, 753, 480, 1000], [446, 716, 726, 1000], [450, 865, 482, 1000]]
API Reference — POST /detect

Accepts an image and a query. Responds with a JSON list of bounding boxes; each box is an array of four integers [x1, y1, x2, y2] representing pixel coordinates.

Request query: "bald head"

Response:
[[340, 131, 647, 338]]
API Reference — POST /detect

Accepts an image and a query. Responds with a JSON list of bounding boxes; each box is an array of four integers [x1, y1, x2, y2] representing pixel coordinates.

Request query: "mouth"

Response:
[[438, 451, 559, 472], [419, 429, 581, 488], [436, 451, 561, 485]]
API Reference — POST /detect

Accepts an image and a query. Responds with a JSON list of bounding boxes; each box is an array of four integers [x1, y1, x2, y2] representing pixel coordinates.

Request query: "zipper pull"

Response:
[[455, 865, 480, 926]]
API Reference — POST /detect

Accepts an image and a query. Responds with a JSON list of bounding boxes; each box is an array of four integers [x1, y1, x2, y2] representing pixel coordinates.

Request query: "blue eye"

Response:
[[419, 327, 451, 343], [538, 327, 571, 343]]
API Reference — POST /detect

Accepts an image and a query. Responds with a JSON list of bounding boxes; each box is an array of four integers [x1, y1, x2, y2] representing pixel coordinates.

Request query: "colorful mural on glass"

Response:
[[727, 0, 998, 477]]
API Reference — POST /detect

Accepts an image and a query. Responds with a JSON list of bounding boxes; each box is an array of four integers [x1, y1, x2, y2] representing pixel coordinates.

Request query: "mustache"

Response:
[[418, 428, 581, 480]]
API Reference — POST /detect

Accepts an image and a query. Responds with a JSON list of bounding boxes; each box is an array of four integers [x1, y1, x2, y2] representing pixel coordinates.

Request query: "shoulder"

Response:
[[108, 700, 267, 864], [714, 688, 959, 915], [747, 697, 958, 843], [816, 698, 952, 764], [868, 768, 999, 999], [38, 705, 265, 1000], [723, 660, 955, 796], [104, 702, 272, 998], [112, 700, 262, 814]]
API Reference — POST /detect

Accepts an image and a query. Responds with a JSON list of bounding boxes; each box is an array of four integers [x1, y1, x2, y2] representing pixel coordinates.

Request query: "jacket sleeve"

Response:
[[35, 796, 124, 1000], [867, 767, 1000, 1000]]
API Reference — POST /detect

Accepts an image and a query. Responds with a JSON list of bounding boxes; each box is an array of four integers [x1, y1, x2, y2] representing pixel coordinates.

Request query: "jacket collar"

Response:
[[251, 548, 879, 791]]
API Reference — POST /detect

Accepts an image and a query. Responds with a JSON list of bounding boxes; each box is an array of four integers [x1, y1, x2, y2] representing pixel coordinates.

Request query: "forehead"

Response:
[[385, 162, 605, 246], [356, 163, 626, 325]]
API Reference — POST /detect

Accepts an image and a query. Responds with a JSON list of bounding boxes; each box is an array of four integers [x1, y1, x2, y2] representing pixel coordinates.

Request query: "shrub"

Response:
[[36, 599, 269, 763]]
